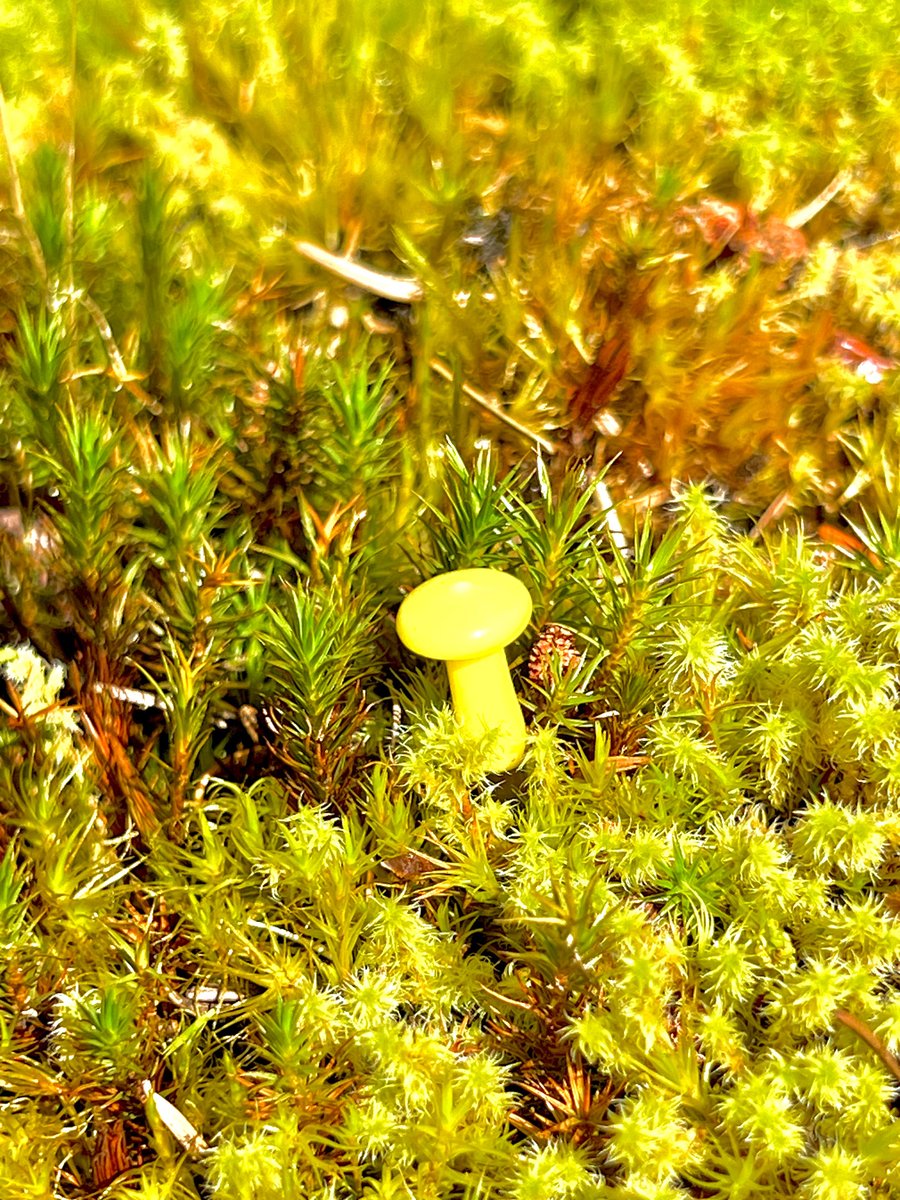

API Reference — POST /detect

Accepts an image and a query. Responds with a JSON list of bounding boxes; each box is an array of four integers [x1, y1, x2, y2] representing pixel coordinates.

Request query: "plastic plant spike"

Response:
[[397, 568, 533, 772]]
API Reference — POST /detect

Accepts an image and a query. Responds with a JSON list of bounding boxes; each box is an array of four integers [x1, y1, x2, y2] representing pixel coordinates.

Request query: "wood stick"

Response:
[[785, 171, 849, 230], [834, 1008, 900, 1083], [295, 240, 423, 303], [429, 356, 559, 455]]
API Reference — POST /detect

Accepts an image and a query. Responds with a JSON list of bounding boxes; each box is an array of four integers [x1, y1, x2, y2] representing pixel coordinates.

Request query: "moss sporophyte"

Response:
[[396, 569, 533, 772]]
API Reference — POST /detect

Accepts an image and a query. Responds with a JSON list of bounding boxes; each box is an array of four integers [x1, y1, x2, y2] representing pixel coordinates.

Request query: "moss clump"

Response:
[[3, 1, 900, 1196], [4, 474, 900, 1196]]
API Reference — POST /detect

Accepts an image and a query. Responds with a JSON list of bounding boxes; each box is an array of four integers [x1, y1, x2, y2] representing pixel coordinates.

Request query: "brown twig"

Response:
[[749, 489, 792, 539], [834, 1008, 900, 1083], [295, 239, 424, 303], [429, 356, 559, 455]]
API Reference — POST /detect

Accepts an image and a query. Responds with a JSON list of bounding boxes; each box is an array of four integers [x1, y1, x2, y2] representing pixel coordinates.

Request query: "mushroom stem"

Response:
[[446, 649, 527, 772]]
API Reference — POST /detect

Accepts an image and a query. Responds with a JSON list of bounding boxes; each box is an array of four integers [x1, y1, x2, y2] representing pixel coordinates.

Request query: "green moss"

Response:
[[3, 0, 900, 1194]]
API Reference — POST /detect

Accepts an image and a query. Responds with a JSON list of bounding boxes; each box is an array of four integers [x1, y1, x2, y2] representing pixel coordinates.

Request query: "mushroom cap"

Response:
[[396, 568, 532, 662]]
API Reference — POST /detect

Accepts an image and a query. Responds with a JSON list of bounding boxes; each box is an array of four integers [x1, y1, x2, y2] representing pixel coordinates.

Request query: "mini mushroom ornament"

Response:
[[396, 568, 533, 772]]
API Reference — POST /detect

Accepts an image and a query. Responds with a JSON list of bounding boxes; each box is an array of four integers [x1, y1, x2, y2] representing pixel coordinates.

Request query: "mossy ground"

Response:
[[3, 2, 900, 1197]]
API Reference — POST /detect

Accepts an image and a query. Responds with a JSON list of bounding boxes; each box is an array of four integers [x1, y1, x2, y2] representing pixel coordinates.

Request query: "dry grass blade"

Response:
[[785, 170, 849, 229], [430, 356, 559, 455], [0, 81, 48, 284], [141, 1080, 209, 1155], [295, 239, 424, 303]]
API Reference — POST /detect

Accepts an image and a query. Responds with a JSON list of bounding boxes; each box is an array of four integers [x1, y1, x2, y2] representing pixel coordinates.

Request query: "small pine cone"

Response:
[[528, 624, 583, 687]]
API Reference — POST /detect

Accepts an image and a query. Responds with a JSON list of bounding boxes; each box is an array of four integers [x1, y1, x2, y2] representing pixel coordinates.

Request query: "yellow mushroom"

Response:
[[396, 568, 533, 772]]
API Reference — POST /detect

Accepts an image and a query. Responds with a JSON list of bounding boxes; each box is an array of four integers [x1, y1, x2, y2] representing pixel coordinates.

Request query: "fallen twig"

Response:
[[429, 356, 559, 455], [76, 291, 155, 404], [295, 240, 424, 303], [749, 490, 792, 539], [785, 170, 849, 230], [834, 1008, 900, 1083]]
